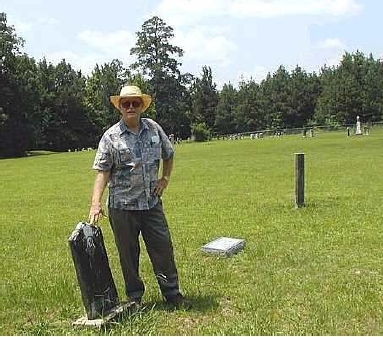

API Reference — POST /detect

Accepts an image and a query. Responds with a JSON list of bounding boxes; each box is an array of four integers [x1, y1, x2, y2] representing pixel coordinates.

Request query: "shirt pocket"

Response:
[[141, 132, 161, 162], [147, 145, 161, 164], [116, 148, 134, 169]]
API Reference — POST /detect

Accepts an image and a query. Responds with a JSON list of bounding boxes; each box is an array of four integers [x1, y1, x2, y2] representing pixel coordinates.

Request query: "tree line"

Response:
[[1, 13, 382, 157]]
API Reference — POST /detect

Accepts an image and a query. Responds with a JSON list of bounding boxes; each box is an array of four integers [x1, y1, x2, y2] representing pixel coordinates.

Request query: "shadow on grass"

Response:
[[27, 150, 60, 157], [302, 195, 351, 209], [93, 295, 219, 332], [0, 150, 59, 159], [142, 294, 219, 313]]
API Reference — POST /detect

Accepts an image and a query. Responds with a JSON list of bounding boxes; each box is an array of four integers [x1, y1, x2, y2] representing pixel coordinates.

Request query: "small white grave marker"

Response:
[[356, 115, 362, 135], [201, 237, 245, 256]]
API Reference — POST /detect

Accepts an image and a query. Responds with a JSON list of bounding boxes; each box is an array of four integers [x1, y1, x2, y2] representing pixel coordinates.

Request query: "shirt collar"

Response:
[[118, 118, 150, 136]]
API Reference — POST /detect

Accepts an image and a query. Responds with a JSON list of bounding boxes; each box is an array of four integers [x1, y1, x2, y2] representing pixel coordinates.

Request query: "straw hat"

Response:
[[110, 85, 152, 112]]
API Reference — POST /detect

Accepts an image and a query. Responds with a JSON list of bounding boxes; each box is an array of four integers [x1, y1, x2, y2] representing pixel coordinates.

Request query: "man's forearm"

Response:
[[91, 170, 110, 205], [162, 157, 173, 180], [89, 170, 110, 224]]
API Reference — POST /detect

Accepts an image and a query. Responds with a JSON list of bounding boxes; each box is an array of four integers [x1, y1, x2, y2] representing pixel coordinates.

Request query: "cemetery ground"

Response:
[[1, 127, 383, 335]]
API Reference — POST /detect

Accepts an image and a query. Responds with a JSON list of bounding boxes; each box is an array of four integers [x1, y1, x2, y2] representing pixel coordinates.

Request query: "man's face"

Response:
[[119, 98, 144, 123]]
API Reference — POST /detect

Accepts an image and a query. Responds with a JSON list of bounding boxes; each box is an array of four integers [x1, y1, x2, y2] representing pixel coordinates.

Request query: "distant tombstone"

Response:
[[355, 116, 362, 135], [309, 128, 314, 137], [169, 133, 175, 144], [201, 237, 245, 256]]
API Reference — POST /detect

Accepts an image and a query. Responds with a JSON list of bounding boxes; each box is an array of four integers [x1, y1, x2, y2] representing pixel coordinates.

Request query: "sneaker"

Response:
[[165, 293, 191, 310]]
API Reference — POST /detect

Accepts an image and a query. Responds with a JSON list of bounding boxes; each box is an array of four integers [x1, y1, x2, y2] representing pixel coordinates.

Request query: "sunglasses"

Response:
[[120, 100, 142, 109]]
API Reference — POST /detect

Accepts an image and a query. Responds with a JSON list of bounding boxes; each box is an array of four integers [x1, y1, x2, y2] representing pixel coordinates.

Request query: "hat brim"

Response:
[[110, 94, 152, 112]]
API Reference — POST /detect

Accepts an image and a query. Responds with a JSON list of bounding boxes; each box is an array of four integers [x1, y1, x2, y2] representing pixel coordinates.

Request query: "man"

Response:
[[89, 85, 190, 309]]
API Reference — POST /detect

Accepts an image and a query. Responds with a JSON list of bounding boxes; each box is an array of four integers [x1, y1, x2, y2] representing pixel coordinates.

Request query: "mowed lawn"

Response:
[[1, 127, 383, 335]]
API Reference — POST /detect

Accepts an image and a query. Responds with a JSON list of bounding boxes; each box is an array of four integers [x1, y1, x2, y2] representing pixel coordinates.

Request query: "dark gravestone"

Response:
[[68, 222, 119, 320]]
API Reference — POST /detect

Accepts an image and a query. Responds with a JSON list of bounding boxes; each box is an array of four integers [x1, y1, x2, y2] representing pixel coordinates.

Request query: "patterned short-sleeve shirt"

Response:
[[93, 118, 174, 210]]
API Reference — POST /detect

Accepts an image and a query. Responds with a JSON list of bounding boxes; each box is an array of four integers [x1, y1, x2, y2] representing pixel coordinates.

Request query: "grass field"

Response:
[[1, 127, 383, 335]]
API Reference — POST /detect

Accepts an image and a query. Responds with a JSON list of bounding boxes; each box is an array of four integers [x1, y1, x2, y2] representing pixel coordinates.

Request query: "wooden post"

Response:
[[295, 153, 305, 208]]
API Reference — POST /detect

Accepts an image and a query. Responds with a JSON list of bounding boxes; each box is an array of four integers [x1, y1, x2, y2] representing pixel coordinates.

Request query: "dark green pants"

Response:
[[108, 201, 180, 300]]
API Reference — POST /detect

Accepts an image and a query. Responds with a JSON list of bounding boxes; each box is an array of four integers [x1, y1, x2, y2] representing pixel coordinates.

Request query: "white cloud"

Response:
[[153, 0, 363, 27], [151, 0, 362, 81], [238, 65, 270, 83], [6, 15, 59, 34], [229, 0, 363, 19], [8, 17, 34, 34], [153, 0, 225, 26], [40, 51, 99, 75], [312, 38, 346, 70], [174, 27, 236, 67], [317, 38, 346, 50], [42, 50, 133, 76], [77, 30, 136, 57], [32, 30, 138, 76], [323, 54, 344, 68], [37, 17, 59, 25]]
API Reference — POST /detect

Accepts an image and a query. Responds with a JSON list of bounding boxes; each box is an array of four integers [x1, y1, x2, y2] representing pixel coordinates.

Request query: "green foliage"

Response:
[[190, 66, 219, 130], [315, 52, 383, 125], [1, 128, 383, 335], [289, 66, 321, 127], [84, 59, 129, 133], [130, 16, 183, 78], [38, 59, 95, 151], [191, 121, 211, 141], [215, 83, 237, 134], [130, 16, 191, 137], [0, 13, 29, 157], [235, 79, 262, 132]]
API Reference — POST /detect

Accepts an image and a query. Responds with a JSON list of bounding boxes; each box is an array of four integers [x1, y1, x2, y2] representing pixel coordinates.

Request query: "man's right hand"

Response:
[[89, 170, 110, 224], [89, 202, 105, 224]]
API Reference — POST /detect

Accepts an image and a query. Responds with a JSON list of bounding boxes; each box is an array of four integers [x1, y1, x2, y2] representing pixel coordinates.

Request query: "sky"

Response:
[[3, 0, 383, 88]]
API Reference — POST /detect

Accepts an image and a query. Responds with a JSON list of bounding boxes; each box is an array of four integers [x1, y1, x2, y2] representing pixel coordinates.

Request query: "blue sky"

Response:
[[3, 0, 383, 87]]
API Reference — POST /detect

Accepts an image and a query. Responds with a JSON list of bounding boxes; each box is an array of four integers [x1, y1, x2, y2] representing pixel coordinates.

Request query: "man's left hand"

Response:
[[153, 176, 169, 196]]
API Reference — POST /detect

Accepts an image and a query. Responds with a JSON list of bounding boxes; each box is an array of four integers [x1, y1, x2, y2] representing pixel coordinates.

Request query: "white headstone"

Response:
[[355, 115, 362, 135]]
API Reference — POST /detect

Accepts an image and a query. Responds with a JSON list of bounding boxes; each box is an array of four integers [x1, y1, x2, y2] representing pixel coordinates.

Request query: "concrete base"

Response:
[[72, 301, 135, 328]]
